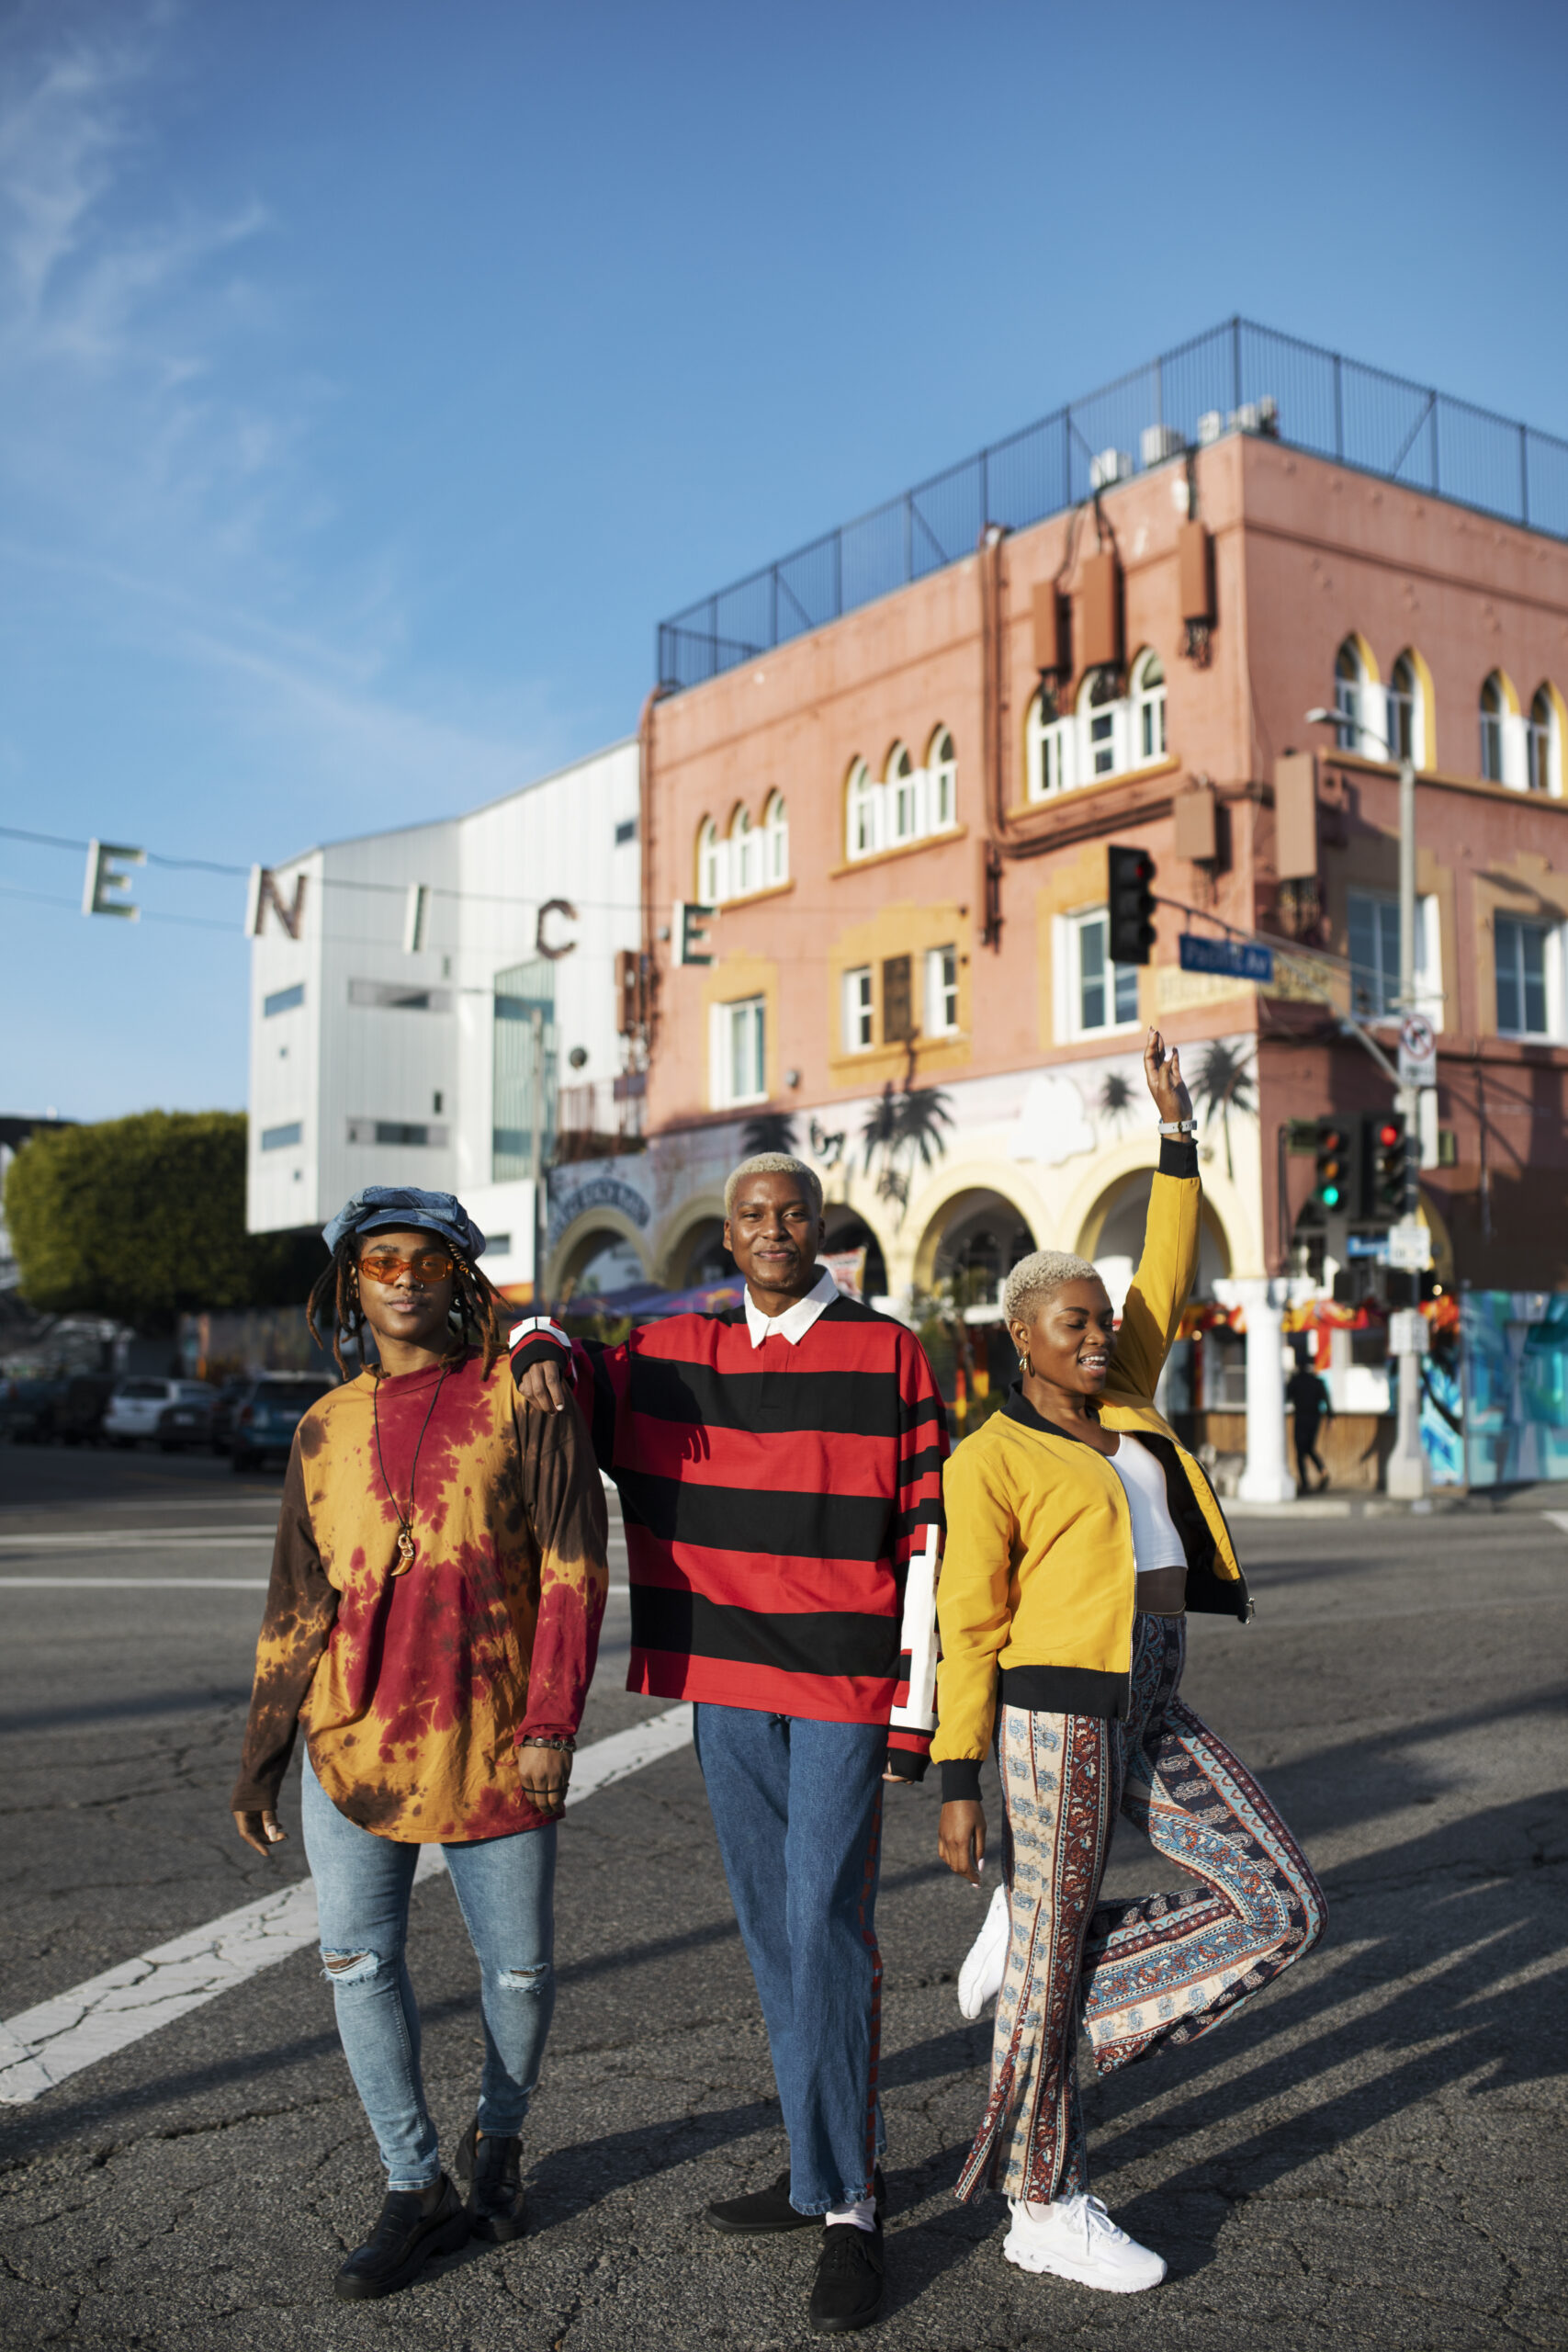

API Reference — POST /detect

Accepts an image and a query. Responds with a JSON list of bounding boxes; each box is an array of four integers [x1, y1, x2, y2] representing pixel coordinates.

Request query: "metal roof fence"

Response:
[[656, 315, 1568, 693]]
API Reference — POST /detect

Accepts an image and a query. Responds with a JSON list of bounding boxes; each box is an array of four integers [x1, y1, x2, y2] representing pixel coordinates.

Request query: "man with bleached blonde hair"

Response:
[[511, 1151, 947, 2335]]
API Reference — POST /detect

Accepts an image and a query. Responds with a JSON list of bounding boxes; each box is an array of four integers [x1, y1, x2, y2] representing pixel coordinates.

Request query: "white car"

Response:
[[103, 1378, 215, 1451]]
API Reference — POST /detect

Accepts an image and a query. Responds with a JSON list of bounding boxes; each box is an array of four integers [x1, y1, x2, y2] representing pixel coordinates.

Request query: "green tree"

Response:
[[4, 1112, 323, 1331]]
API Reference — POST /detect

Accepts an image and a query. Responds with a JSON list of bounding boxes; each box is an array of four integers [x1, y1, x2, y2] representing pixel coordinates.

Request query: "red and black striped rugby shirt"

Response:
[[510, 1293, 947, 1773]]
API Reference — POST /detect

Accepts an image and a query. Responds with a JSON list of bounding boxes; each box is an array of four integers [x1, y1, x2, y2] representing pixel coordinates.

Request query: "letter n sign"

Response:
[[246, 865, 309, 939]]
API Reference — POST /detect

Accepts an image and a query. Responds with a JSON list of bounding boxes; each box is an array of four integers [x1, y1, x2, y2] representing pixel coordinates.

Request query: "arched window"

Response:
[[928, 728, 957, 829], [731, 806, 757, 897], [847, 759, 879, 859], [1335, 638, 1372, 753], [1527, 686, 1561, 796], [1132, 650, 1167, 763], [697, 817, 723, 905], [1480, 673, 1507, 783], [1025, 690, 1072, 801], [1078, 668, 1123, 779], [1387, 650, 1426, 766], [886, 743, 917, 842], [763, 790, 789, 882]]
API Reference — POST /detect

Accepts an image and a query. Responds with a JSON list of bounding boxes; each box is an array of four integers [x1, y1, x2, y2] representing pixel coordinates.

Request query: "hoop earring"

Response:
[[1017, 1352, 1032, 1378]]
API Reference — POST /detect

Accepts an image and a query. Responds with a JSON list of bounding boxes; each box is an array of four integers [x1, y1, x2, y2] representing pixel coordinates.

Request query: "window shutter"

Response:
[[882, 955, 914, 1043]]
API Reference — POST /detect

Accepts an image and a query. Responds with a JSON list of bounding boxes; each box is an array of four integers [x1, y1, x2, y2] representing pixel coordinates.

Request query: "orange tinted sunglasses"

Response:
[[357, 1249, 454, 1285]]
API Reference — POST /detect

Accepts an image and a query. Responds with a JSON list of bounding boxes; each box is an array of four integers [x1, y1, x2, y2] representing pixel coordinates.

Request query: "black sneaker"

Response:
[[706, 2167, 821, 2235], [333, 2176, 468, 2301], [455, 2115, 527, 2242], [809, 2221, 885, 2335]]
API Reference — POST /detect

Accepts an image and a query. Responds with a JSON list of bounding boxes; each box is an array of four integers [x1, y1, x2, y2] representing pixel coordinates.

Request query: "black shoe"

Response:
[[455, 2115, 527, 2242], [705, 2165, 886, 2237], [333, 2176, 468, 2301], [809, 2222, 885, 2335]]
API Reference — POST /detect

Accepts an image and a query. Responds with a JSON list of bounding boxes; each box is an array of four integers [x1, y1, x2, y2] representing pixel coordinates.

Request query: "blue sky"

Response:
[[4, 0, 1566, 1121]]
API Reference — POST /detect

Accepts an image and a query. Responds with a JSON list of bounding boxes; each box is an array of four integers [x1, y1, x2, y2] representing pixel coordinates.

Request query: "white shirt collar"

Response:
[[743, 1262, 841, 1349]]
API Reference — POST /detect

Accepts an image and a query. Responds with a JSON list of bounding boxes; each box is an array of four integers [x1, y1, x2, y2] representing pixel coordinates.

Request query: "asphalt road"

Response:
[[1, 1442, 1564, 2352]]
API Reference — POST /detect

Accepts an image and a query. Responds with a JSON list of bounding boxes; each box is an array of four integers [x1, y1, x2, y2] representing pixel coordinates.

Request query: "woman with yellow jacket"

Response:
[[934, 1029, 1325, 2295]]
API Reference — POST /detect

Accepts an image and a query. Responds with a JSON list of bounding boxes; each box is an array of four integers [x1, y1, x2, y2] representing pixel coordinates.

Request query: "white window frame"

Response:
[[1335, 639, 1377, 757], [928, 729, 957, 829], [1055, 907, 1141, 1042], [924, 944, 960, 1036], [1078, 669, 1126, 780], [1026, 692, 1075, 801], [1494, 912, 1562, 1041], [1347, 889, 1442, 1026], [697, 818, 724, 905], [763, 791, 789, 883], [886, 743, 918, 843], [1387, 652, 1427, 768], [847, 759, 880, 860], [1527, 689, 1562, 797], [842, 966, 874, 1051], [1132, 649, 1167, 766], [731, 808, 757, 897], [710, 995, 767, 1107]]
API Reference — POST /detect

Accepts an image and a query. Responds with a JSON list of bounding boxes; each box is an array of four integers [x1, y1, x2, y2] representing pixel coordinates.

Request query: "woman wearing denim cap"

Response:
[[231, 1187, 608, 2302]]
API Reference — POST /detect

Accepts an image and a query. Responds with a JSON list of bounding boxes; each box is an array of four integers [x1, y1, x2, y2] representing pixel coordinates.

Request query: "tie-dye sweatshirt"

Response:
[[231, 1349, 608, 1842]]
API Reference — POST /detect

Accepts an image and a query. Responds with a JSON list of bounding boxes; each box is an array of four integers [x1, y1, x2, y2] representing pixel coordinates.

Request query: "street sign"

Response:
[[1387, 1216, 1432, 1272], [1388, 1308, 1429, 1356], [1345, 1233, 1389, 1261], [1179, 933, 1275, 983], [1397, 1012, 1437, 1090]]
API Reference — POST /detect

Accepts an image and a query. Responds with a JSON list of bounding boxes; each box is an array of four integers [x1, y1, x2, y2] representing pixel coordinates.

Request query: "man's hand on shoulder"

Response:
[[517, 1357, 567, 1414]]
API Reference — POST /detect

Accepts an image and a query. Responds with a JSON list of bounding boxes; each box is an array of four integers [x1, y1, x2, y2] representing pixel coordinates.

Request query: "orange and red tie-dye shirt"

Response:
[[231, 1349, 608, 1842]]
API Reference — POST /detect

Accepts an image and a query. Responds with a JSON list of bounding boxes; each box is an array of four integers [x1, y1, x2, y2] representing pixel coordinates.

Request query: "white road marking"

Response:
[[0, 1532, 276, 1549], [0, 1579, 632, 1594], [0, 1701, 690, 2104], [1542, 1511, 1568, 1536]]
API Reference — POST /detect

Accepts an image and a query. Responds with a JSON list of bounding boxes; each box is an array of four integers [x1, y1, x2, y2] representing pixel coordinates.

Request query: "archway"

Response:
[[665, 1216, 736, 1290], [823, 1206, 888, 1298], [1076, 1171, 1231, 1315], [918, 1187, 1039, 1312], [558, 1223, 648, 1303]]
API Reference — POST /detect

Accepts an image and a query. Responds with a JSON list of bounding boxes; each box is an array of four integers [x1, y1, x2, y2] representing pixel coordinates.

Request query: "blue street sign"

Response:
[[1179, 933, 1275, 983], [1345, 1233, 1390, 1261]]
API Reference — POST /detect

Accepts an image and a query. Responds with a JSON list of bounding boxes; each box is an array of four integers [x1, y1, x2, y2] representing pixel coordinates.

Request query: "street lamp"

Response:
[[1303, 702, 1429, 1501]]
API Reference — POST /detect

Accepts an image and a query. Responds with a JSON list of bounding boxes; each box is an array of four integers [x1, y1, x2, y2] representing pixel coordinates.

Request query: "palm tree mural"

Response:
[[861, 1081, 954, 1216], [741, 1112, 799, 1157], [1189, 1039, 1257, 1181], [1098, 1069, 1137, 1134]]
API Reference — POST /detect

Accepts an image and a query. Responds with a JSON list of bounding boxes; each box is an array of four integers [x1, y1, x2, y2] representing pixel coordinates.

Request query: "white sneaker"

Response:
[[957, 1881, 1010, 2019], [1003, 2194, 1167, 2293]]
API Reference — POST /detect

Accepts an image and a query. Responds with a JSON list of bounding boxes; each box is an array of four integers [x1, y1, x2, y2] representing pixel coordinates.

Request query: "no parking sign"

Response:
[[1398, 1012, 1437, 1090]]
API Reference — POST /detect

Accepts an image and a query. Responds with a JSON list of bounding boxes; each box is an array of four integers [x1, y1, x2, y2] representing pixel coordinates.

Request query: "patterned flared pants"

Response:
[[956, 1611, 1326, 2205]]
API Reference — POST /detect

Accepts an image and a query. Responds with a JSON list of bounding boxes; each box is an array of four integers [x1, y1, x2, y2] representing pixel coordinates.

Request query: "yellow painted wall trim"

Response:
[[714, 878, 797, 913], [829, 823, 968, 880]]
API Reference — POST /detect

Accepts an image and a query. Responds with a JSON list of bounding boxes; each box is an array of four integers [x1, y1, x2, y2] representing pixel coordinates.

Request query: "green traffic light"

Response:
[[1321, 1183, 1341, 1207]]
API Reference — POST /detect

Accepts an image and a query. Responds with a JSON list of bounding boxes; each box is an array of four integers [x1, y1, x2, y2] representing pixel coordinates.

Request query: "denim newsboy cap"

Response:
[[322, 1186, 487, 1262]]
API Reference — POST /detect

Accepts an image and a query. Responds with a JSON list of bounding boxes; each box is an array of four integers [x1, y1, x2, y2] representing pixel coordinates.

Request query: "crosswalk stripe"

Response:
[[0, 1702, 692, 2104]]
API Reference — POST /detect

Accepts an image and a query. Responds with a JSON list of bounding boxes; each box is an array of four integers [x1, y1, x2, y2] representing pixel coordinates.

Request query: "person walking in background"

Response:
[[231, 1186, 608, 2304], [512, 1153, 945, 2337], [935, 1033, 1325, 2296], [1286, 1350, 1335, 1491]]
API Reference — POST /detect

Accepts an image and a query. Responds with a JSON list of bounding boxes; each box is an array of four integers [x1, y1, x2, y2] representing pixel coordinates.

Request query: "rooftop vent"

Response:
[[1140, 424, 1186, 468], [1089, 447, 1134, 491]]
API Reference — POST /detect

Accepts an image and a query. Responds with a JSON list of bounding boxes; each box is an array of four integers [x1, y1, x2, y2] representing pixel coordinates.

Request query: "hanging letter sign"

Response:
[[83, 841, 145, 921], [245, 865, 309, 940]]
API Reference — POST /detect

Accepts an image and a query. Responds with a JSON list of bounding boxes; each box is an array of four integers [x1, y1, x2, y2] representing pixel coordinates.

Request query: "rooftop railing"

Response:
[[655, 315, 1568, 693]]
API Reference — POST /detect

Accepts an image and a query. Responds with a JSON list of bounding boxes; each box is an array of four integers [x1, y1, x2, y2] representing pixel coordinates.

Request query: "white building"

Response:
[[246, 740, 642, 1297]]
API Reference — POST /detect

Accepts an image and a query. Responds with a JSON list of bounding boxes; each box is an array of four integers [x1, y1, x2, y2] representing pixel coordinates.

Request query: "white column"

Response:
[[1235, 1277, 1297, 1503]]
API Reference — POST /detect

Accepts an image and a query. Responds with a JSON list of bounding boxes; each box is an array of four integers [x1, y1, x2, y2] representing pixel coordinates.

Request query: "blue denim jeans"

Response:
[[301, 1750, 557, 2190], [693, 1705, 887, 2214]]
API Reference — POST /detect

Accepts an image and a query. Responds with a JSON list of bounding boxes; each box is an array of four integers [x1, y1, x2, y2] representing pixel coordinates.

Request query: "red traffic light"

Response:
[[1376, 1120, 1401, 1149]]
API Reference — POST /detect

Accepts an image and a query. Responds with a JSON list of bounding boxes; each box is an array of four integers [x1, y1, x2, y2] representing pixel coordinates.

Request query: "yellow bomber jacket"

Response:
[[933, 1141, 1248, 1800]]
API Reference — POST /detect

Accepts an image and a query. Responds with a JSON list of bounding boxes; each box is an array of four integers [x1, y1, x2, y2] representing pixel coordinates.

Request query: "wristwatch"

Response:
[[1158, 1118, 1198, 1135]]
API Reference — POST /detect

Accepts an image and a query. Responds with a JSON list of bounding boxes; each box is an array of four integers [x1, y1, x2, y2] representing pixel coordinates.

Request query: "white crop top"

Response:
[[1107, 1435, 1187, 1576]]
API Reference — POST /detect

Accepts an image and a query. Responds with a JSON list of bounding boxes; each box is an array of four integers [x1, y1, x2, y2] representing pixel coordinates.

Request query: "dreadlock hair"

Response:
[[307, 1235, 507, 1381]]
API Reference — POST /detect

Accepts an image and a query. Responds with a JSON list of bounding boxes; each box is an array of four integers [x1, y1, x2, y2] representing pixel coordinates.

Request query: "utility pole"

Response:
[[529, 1005, 546, 1311], [1384, 747, 1429, 1500]]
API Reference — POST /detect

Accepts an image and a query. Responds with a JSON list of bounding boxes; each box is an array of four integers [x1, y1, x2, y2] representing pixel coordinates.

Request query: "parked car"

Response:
[[231, 1374, 335, 1471], [51, 1374, 113, 1445], [0, 1375, 70, 1443], [103, 1378, 215, 1450], [209, 1377, 252, 1457]]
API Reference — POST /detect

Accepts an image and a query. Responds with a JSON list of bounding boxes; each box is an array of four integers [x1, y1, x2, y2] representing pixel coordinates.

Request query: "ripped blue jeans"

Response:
[[301, 1749, 557, 2190]]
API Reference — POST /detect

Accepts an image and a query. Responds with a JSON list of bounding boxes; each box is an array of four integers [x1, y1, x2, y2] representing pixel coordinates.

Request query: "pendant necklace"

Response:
[[372, 1364, 447, 1572]]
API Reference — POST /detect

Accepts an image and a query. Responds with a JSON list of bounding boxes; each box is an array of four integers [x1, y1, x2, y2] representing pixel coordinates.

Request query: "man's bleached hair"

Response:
[[724, 1153, 824, 1222], [1002, 1249, 1104, 1329]]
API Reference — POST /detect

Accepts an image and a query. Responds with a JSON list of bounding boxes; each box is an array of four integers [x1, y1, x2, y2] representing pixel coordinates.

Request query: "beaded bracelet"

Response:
[[520, 1734, 576, 1753]]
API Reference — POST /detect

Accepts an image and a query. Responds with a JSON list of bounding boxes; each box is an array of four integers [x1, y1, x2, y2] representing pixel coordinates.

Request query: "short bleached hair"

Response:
[[1002, 1248, 1104, 1329], [724, 1153, 825, 1222]]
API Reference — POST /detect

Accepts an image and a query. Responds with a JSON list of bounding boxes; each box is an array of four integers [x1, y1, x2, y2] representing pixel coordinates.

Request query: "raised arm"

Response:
[[1108, 1028, 1202, 1406]]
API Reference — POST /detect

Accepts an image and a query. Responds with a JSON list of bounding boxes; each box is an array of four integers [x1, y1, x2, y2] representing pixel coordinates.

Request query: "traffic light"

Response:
[[1108, 845, 1156, 966], [1368, 1111, 1410, 1220], [1314, 1118, 1350, 1211]]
